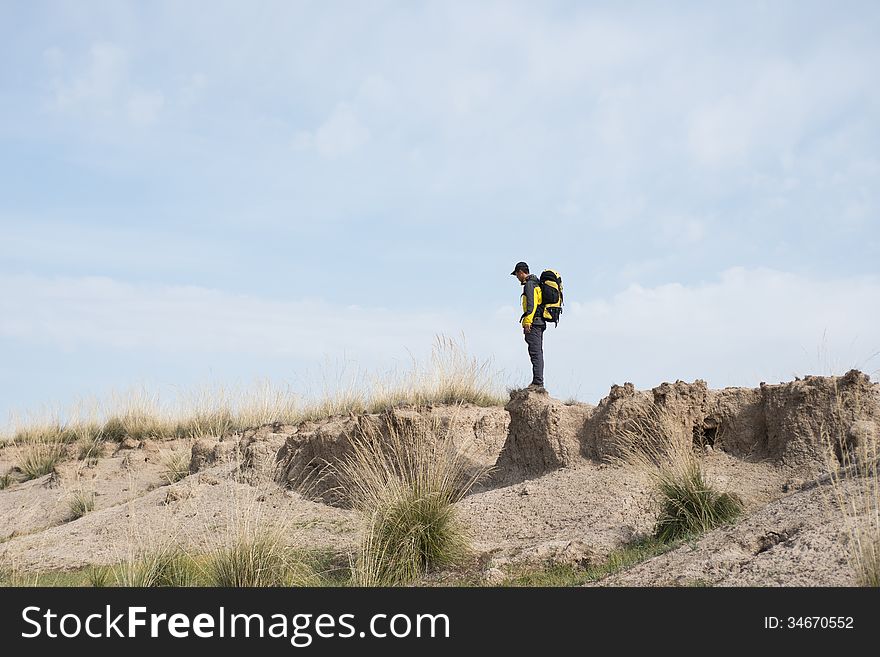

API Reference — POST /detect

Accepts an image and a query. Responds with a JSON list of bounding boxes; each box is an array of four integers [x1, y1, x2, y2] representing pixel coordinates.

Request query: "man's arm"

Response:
[[522, 278, 539, 328]]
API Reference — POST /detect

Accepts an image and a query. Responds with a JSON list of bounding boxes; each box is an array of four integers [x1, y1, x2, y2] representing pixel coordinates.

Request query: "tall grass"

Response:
[[653, 462, 744, 542], [198, 473, 317, 586], [338, 410, 487, 585], [174, 385, 237, 439], [206, 533, 314, 587], [17, 438, 68, 480], [1, 335, 503, 446], [87, 566, 111, 587], [7, 406, 70, 445], [102, 387, 170, 442], [235, 379, 300, 428], [68, 490, 96, 520], [111, 504, 200, 587], [819, 386, 880, 586], [112, 547, 199, 587], [160, 447, 191, 484], [108, 525, 302, 586], [5, 548, 344, 587], [77, 437, 104, 464], [368, 334, 505, 411], [614, 403, 743, 542]]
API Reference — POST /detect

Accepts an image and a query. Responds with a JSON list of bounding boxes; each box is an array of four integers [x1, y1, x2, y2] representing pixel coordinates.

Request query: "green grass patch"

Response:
[[338, 412, 486, 586], [112, 548, 200, 587], [205, 534, 315, 587], [87, 565, 111, 587], [499, 536, 678, 586], [2, 548, 347, 587], [654, 463, 744, 543], [613, 403, 745, 545]]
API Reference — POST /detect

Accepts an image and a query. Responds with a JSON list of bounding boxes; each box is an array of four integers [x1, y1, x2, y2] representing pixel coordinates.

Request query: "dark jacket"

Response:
[[520, 274, 545, 327]]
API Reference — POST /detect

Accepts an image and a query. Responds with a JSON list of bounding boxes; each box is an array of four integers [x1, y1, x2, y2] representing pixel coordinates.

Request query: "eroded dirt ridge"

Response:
[[271, 370, 877, 494], [1, 370, 877, 582], [273, 405, 509, 505], [492, 369, 879, 485]]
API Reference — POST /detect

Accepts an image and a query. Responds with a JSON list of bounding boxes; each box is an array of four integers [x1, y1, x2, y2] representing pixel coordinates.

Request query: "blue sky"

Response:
[[1, 1, 879, 428]]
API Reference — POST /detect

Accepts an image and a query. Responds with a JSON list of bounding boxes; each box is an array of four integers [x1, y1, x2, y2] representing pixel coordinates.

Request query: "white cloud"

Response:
[[357, 75, 396, 110], [27, 6, 879, 239], [47, 42, 164, 126], [686, 53, 870, 169], [0, 274, 444, 360], [179, 73, 208, 108], [52, 42, 128, 112], [295, 102, 371, 158], [2, 269, 877, 406], [556, 267, 880, 399], [126, 89, 165, 125], [658, 215, 706, 245]]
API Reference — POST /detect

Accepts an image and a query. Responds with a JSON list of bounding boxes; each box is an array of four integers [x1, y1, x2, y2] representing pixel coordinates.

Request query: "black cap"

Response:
[[510, 261, 529, 275]]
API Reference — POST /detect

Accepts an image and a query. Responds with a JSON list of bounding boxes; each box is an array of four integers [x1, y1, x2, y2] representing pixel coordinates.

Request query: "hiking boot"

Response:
[[526, 383, 548, 394]]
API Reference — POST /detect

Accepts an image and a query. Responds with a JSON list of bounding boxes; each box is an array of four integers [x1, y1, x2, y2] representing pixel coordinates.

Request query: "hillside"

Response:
[[1, 370, 878, 586]]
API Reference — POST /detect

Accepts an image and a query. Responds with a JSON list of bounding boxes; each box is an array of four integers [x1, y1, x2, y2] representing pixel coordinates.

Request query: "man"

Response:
[[510, 261, 547, 393]]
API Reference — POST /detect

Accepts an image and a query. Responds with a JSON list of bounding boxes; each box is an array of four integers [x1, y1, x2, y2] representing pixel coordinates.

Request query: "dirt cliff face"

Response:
[[270, 371, 879, 499], [491, 370, 879, 484], [274, 405, 509, 505], [761, 370, 879, 468], [491, 390, 593, 486]]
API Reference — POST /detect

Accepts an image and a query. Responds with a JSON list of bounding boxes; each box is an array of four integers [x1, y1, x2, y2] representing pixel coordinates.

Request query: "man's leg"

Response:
[[524, 325, 545, 386]]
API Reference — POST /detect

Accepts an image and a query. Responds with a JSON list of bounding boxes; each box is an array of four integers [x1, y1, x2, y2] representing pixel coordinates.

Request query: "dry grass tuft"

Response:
[[205, 533, 315, 587], [1, 334, 502, 456], [160, 447, 191, 484], [112, 546, 199, 587], [614, 403, 743, 542], [368, 334, 505, 411], [337, 409, 488, 585], [819, 387, 880, 587], [68, 489, 96, 520], [17, 438, 68, 480]]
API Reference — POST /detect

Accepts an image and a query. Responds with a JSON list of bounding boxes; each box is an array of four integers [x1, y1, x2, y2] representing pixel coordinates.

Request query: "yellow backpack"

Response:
[[539, 269, 563, 326]]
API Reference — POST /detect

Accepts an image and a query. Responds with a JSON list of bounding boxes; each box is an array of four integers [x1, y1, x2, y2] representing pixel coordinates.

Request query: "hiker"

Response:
[[510, 261, 547, 392]]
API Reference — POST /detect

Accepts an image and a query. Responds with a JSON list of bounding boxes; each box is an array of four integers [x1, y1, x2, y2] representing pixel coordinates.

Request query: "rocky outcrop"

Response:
[[195, 371, 878, 503], [491, 370, 880, 484], [706, 387, 766, 457], [189, 438, 236, 473], [273, 416, 358, 504], [491, 390, 594, 485], [275, 405, 510, 505], [761, 370, 879, 468], [189, 423, 295, 481]]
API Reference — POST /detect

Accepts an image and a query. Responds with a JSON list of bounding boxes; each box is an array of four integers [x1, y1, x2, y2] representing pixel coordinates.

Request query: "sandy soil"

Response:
[[594, 477, 858, 586], [1, 459, 358, 572], [462, 450, 790, 569], [1, 373, 877, 585], [1, 441, 794, 576]]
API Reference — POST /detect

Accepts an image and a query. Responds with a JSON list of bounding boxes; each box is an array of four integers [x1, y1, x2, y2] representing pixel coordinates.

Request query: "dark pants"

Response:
[[524, 323, 546, 386]]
